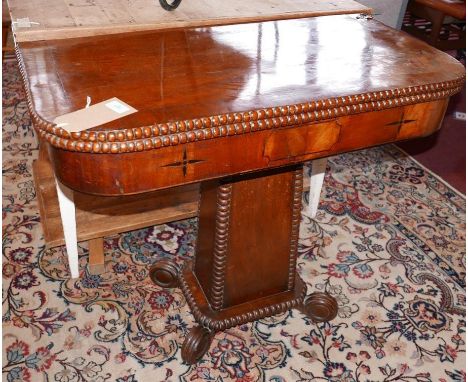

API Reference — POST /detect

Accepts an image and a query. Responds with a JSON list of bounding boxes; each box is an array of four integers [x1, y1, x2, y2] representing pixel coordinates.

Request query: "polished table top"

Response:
[[17, 14, 465, 195], [20, 15, 464, 129]]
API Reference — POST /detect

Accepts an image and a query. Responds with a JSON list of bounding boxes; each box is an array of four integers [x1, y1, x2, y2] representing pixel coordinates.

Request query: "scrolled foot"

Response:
[[181, 326, 214, 364], [302, 292, 338, 322], [149, 259, 179, 288]]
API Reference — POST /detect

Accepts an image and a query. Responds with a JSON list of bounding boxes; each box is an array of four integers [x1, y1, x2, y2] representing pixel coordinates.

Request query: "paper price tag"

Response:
[[53, 97, 137, 133], [105, 100, 130, 114]]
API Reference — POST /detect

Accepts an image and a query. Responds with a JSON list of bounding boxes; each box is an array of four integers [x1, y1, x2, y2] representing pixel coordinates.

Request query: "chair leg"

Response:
[[88, 237, 106, 275], [306, 158, 327, 218], [429, 12, 445, 45], [55, 180, 80, 278]]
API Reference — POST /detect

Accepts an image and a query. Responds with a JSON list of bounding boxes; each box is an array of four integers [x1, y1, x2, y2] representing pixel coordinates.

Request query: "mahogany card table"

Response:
[[17, 14, 465, 364]]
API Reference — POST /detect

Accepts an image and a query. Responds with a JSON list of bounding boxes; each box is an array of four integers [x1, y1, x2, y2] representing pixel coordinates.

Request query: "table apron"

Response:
[[48, 99, 448, 195]]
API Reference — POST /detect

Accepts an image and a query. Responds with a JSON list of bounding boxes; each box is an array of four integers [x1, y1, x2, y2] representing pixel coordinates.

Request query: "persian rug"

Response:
[[2, 59, 466, 382]]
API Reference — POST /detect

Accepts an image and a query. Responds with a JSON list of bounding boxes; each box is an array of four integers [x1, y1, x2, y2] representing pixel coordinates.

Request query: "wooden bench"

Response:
[[403, 0, 466, 51]]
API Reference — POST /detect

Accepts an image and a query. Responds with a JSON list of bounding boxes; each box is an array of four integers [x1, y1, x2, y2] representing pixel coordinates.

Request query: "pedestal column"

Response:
[[150, 165, 338, 364]]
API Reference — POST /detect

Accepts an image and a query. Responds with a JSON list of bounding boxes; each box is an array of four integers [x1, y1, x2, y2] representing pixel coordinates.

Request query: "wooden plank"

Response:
[[33, 159, 56, 243], [88, 237, 105, 275], [7, 0, 371, 41], [33, 158, 200, 248]]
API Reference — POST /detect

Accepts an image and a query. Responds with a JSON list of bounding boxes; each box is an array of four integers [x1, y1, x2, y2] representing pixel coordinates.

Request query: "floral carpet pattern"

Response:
[[2, 59, 466, 382]]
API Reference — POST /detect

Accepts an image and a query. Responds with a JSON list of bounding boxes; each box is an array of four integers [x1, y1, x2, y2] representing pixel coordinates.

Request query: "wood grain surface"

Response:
[[18, 16, 464, 133], [17, 15, 464, 195], [7, 0, 370, 41]]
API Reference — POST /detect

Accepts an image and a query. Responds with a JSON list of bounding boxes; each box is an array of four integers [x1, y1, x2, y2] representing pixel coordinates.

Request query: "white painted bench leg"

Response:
[[55, 180, 79, 278], [306, 158, 327, 218]]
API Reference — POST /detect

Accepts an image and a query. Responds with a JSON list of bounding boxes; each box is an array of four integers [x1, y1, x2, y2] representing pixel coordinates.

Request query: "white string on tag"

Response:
[[55, 96, 91, 128]]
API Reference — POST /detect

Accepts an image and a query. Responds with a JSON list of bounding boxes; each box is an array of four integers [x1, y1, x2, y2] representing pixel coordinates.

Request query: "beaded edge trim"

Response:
[[179, 264, 308, 332], [17, 46, 465, 155]]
